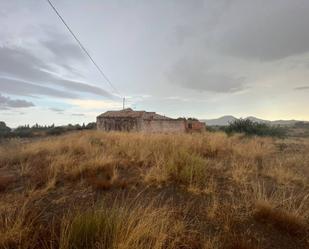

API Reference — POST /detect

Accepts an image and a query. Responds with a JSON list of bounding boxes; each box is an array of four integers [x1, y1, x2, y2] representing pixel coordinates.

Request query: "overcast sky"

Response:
[[1, 0, 309, 127]]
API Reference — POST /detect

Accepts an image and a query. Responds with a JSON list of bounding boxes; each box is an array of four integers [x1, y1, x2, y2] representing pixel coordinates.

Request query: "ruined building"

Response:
[[96, 108, 205, 133]]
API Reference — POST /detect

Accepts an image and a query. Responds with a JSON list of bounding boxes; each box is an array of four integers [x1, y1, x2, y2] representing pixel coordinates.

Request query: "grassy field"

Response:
[[0, 131, 308, 249]]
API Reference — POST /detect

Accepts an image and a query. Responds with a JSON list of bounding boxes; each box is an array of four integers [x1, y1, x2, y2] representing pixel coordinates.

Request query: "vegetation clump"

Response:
[[225, 119, 287, 138], [0, 122, 11, 138], [61, 202, 192, 249], [254, 201, 307, 237]]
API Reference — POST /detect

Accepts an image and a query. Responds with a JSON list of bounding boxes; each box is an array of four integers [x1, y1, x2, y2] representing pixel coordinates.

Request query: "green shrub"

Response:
[[85, 122, 96, 130], [0, 121, 11, 138], [225, 119, 286, 138], [13, 125, 34, 138], [46, 127, 67, 136], [206, 125, 227, 133]]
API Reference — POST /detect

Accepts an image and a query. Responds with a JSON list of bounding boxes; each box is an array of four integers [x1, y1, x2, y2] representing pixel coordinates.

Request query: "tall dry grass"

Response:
[[0, 130, 308, 249], [60, 201, 198, 249], [0, 131, 280, 190]]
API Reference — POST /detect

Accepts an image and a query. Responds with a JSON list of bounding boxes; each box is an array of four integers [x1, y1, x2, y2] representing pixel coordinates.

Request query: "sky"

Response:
[[1, 0, 309, 127]]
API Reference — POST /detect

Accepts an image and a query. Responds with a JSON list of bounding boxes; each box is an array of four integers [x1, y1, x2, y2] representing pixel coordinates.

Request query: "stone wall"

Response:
[[97, 117, 141, 132], [97, 117, 191, 133], [140, 119, 185, 133]]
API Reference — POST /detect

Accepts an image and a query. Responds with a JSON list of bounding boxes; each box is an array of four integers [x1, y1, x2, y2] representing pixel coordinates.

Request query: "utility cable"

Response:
[[45, 0, 121, 97]]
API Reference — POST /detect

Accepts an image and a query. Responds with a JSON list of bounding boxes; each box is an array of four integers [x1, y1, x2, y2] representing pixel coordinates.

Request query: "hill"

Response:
[[0, 131, 308, 249], [202, 115, 237, 126], [203, 115, 308, 126]]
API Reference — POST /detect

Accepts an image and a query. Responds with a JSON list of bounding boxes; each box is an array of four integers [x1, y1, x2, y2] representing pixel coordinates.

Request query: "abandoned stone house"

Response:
[[96, 108, 205, 133]]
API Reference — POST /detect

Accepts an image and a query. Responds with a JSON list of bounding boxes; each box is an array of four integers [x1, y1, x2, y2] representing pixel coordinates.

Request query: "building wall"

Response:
[[97, 117, 201, 133], [140, 119, 186, 133], [185, 120, 206, 132], [97, 117, 141, 132]]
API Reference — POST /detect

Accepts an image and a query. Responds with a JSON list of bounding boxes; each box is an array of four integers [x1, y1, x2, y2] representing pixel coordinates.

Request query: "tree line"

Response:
[[0, 121, 96, 138]]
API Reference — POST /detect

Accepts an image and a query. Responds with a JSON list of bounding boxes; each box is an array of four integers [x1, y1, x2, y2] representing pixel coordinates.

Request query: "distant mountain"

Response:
[[271, 120, 300, 126], [246, 116, 270, 124], [202, 116, 308, 126], [202, 116, 237, 126]]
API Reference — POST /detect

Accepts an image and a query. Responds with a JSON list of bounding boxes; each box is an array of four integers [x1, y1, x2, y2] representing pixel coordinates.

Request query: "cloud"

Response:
[[168, 1, 309, 61], [52, 78, 113, 97], [49, 107, 64, 113], [212, 0, 309, 61], [68, 99, 122, 110], [41, 28, 86, 63], [0, 77, 77, 98], [0, 32, 113, 99], [294, 86, 309, 91], [0, 94, 34, 110], [71, 113, 85, 116], [167, 57, 246, 93], [49, 107, 64, 112]]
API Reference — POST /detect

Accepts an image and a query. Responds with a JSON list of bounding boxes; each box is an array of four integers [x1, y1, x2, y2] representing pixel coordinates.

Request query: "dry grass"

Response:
[[254, 200, 307, 236], [0, 130, 308, 249], [0, 175, 15, 191], [60, 201, 200, 249], [224, 240, 255, 249], [0, 194, 49, 249]]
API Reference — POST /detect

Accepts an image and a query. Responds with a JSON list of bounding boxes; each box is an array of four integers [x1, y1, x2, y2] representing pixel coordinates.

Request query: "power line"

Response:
[[45, 0, 121, 97]]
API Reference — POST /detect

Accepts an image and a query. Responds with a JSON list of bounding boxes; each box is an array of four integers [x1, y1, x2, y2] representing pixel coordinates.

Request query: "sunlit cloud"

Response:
[[67, 99, 122, 110]]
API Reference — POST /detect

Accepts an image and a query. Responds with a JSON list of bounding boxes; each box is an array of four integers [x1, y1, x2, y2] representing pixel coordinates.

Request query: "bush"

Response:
[[0, 122, 11, 138], [14, 126, 33, 138], [46, 127, 67, 136], [206, 125, 227, 133], [86, 122, 96, 130], [225, 119, 286, 138]]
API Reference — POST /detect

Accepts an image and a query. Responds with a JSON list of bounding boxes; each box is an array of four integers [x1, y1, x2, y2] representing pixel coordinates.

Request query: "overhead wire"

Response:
[[45, 0, 122, 97]]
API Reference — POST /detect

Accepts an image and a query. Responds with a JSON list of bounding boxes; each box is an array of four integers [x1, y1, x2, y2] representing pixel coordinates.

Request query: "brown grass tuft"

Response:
[[82, 162, 118, 190], [225, 241, 254, 249], [165, 231, 203, 249], [0, 175, 15, 191], [253, 201, 307, 236]]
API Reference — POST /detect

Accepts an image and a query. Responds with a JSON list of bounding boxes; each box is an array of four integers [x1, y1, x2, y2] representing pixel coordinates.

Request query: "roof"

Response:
[[97, 108, 173, 120]]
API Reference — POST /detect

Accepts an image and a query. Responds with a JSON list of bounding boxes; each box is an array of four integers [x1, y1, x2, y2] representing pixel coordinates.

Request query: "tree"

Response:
[[0, 121, 11, 137], [86, 122, 96, 130]]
